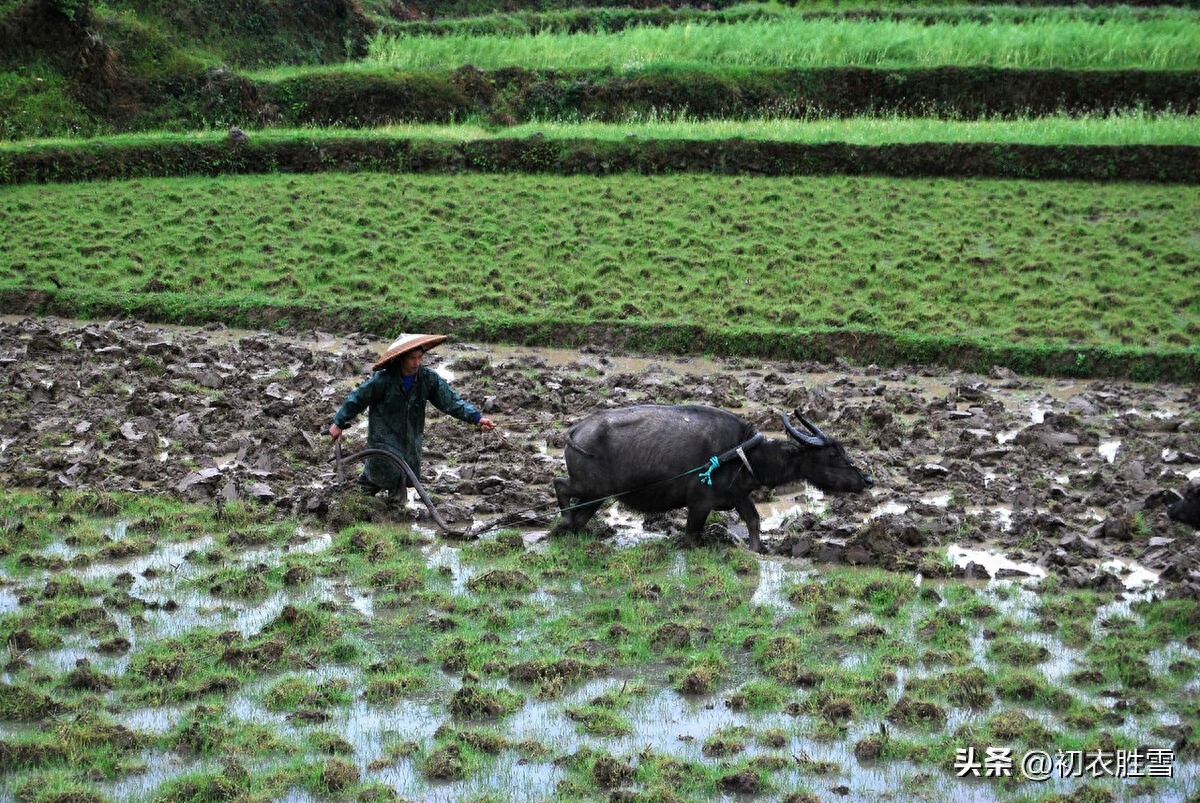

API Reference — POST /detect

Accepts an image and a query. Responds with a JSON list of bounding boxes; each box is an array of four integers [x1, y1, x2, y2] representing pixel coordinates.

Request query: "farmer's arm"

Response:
[[429, 374, 496, 431], [329, 375, 383, 439]]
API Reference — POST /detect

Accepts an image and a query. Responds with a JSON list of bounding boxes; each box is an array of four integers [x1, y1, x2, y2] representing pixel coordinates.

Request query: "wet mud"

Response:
[[2, 315, 1198, 597]]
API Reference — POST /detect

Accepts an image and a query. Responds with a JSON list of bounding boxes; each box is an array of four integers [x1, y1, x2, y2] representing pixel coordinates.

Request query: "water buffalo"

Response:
[[1167, 482, 1200, 528], [552, 404, 873, 551]]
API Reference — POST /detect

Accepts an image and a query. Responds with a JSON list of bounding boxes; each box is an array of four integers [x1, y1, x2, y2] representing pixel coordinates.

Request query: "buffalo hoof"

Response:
[[549, 519, 593, 537]]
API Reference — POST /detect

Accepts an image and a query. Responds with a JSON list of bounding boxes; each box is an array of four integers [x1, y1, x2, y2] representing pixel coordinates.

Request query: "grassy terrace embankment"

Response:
[[238, 8, 1200, 128], [376, 2, 1200, 39], [11, 114, 1200, 148], [4, 130, 1198, 186], [2, 170, 1197, 380], [360, 10, 1200, 71]]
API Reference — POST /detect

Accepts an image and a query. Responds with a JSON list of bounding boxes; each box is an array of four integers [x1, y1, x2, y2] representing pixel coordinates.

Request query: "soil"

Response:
[[3, 315, 1198, 597]]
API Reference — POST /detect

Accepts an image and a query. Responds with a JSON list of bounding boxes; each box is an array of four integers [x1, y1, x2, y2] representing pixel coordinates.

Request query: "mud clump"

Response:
[[650, 622, 691, 650], [676, 664, 720, 695], [449, 685, 523, 718], [821, 699, 855, 723], [717, 769, 761, 794], [0, 740, 68, 768], [423, 742, 466, 780], [219, 637, 286, 670], [318, 758, 360, 792], [466, 568, 531, 592], [0, 683, 64, 720], [282, 564, 314, 585], [62, 659, 115, 692], [853, 733, 886, 760], [508, 657, 601, 686], [592, 755, 636, 788], [886, 695, 947, 727], [6, 629, 47, 652]]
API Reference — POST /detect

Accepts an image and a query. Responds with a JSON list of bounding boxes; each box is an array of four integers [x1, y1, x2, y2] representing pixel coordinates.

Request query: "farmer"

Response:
[[329, 333, 496, 498]]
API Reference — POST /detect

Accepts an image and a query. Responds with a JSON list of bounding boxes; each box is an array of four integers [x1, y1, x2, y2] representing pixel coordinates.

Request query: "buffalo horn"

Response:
[[796, 411, 832, 442], [782, 411, 827, 447]]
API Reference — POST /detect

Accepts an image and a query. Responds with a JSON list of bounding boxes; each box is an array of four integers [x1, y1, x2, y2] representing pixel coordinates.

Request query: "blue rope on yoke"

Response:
[[698, 455, 720, 486]]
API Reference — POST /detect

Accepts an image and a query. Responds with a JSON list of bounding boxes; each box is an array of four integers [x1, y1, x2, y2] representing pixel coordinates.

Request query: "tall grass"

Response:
[[6, 110, 1198, 149], [377, 2, 1199, 40], [499, 111, 1200, 146], [361, 14, 1200, 73]]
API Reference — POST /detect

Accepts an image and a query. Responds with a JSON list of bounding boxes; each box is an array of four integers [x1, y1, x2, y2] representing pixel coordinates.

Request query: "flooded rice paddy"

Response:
[[1, 316, 1199, 801], [0, 508, 1198, 802]]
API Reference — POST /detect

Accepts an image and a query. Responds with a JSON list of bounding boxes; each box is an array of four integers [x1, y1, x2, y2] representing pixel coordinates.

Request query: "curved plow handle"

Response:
[[331, 447, 469, 538]]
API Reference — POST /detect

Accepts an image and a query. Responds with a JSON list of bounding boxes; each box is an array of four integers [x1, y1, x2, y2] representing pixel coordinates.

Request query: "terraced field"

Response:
[[1, 1, 1198, 801]]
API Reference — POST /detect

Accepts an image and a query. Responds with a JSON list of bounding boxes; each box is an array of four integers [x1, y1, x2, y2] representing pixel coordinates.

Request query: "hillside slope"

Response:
[[0, 0, 373, 137]]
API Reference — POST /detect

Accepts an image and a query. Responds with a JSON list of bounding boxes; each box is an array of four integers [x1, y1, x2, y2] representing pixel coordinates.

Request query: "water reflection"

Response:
[[96, 751, 213, 802], [425, 544, 473, 595], [0, 586, 21, 614], [946, 545, 1045, 581], [4, 519, 1196, 803], [749, 558, 793, 610], [1098, 558, 1159, 590], [867, 500, 908, 518]]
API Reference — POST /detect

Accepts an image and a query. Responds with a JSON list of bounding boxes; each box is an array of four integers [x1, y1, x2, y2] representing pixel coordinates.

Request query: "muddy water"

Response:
[[4, 525, 1197, 803]]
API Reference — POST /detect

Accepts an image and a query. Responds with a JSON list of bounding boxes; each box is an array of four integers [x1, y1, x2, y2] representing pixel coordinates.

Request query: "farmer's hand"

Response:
[[329, 423, 344, 440], [478, 417, 496, 432]]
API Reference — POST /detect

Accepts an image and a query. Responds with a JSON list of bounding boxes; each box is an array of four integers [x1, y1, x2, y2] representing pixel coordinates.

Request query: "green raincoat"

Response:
[[333, 366, 482, 492]]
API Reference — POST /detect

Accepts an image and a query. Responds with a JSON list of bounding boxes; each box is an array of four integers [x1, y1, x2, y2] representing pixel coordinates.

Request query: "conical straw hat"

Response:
[[373, 333, 449, 371]]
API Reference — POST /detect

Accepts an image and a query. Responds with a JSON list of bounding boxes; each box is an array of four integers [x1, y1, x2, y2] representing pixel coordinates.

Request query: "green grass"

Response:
[[0, 69, 102, 141], [501, 112, 1200, 146], [9, 110, 1200, 148], [1, 488, 1198, 801], [374, 2, 1200, 40], [2, 170, 1196, 368], [354, 11, 1200, 73]]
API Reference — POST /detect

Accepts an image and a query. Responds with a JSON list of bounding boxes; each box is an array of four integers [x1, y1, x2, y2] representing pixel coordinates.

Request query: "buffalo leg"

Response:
[[552, 477, 602, 534], [736, 497, 762, 553], [683, 504, 712, 548]]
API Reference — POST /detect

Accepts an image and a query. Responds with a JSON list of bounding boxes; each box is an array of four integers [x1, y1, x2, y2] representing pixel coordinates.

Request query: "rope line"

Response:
[[333, 432, 764, 541], [460, 458, 725, 540], [697, 456, 721, 486]]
